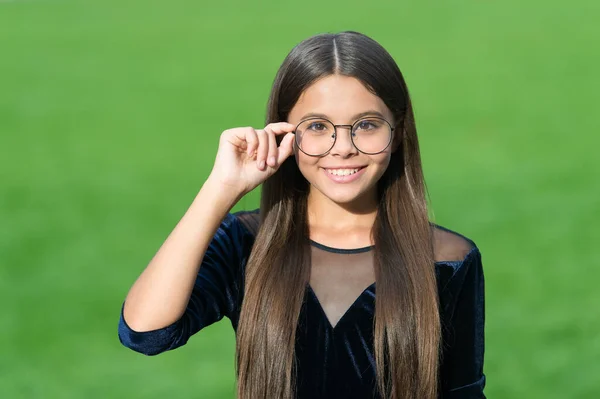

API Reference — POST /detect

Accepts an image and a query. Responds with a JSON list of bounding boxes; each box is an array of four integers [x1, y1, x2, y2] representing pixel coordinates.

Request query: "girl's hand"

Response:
[[208, 122, 296, 196]]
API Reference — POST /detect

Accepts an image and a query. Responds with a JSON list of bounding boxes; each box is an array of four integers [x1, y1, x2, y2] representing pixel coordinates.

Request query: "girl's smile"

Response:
[[321, 165, 367, 183]]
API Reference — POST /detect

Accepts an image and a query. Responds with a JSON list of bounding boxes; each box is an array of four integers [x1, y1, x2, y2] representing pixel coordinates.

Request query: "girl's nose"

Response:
[[329, 126, 358, 157]]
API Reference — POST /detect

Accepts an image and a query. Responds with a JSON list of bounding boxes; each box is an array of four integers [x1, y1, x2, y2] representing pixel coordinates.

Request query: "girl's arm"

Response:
[[118, 123, 296, 354], [121, 177, 242, 333], [440, 247, 486, 398]]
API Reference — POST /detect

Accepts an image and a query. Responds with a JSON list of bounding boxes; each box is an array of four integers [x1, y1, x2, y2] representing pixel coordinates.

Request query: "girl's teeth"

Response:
[[327, 168, 360, 176]]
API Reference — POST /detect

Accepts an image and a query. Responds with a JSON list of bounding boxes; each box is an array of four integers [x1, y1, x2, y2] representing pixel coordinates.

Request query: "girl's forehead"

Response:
[[288, 75, 393, 123]]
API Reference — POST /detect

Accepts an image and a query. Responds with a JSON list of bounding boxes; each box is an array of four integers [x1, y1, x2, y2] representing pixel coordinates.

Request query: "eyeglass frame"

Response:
[[292, 116, 396, 156]]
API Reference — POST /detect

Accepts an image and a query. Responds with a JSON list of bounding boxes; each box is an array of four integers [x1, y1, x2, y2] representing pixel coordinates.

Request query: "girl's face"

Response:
[[287, 74, 397, 208]]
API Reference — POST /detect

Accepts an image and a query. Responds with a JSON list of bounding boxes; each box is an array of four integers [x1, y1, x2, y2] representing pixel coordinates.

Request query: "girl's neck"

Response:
[[306, 188, 378, 232]]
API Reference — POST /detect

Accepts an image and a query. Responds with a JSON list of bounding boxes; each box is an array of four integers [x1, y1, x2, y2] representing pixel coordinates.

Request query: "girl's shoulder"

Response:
[[430, 223, 483, 298], [232, 208, 260, 238], [431, 222, 479, 264]]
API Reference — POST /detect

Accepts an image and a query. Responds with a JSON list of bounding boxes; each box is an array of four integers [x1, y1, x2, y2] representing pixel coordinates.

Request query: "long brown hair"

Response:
[[235, 31, 440, 399]]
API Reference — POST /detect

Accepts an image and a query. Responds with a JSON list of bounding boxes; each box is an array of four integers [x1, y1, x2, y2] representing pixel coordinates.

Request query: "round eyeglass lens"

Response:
[[351, 117, 393, 154], [295, 119, 336, 156]]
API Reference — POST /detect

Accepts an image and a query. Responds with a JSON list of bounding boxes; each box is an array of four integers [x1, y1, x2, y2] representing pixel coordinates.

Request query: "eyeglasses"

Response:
[[293, 116, 394, 156]]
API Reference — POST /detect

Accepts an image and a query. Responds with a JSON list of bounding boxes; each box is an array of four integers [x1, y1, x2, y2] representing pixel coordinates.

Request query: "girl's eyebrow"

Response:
[[299, 110, 387, 121]]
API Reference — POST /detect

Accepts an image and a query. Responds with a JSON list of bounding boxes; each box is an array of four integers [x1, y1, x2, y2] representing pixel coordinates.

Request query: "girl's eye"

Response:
[[308, 122, 327, 131], [357, 120, 377, 130]]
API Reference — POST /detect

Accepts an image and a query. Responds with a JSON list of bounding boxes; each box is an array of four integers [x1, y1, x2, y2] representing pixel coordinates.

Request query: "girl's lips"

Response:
[[322, 166, 366, 183]]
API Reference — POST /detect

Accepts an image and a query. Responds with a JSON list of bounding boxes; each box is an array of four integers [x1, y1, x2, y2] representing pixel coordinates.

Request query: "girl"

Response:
[[118, 31, 486, 399]]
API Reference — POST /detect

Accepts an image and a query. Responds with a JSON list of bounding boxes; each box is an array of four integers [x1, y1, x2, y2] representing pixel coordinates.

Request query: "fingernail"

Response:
[[259, 160, 266, 169], [268, 156, 275, 166]]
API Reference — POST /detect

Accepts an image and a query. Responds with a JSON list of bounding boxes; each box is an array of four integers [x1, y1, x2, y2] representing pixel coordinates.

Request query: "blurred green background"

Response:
[[1, 0, 598, 398]]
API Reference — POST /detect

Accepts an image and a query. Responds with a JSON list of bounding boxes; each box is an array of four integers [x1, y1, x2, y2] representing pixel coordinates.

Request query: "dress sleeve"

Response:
[[439, 247, 486, 398], [117, 212, 250, 356]]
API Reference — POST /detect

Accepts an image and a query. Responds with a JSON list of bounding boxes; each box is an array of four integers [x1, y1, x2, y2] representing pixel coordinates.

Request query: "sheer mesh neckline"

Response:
[[309, 239, 374, 254], [234, 209, 477, 262]]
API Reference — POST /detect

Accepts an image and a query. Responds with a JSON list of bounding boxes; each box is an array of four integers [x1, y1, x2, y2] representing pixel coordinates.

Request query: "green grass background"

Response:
[[1, 0, 598, 398]]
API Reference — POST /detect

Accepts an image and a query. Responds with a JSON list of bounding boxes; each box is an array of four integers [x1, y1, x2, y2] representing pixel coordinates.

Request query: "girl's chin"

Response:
[[315, 186, 374, 206]]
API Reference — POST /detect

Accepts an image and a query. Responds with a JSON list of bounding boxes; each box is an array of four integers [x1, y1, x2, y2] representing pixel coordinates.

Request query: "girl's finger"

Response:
[[244, 127, 259, 157], [276, 132, 296, 164], [264, 122, 296, 135], [265, 127, 278, 168], [255, 129, 269, 170]]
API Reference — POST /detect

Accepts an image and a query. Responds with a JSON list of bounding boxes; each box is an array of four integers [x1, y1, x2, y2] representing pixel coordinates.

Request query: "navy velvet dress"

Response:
[[118, 209, 486, 398]]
